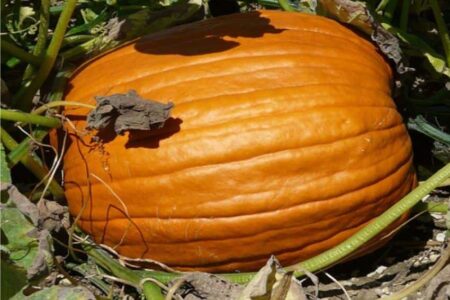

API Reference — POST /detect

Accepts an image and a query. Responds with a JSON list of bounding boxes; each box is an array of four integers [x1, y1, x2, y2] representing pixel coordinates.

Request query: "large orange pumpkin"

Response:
[[62, 10, 416, 272]]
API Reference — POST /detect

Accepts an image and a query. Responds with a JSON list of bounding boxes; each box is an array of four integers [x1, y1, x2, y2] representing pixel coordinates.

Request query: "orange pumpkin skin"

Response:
[[63, 10, 416, 272]]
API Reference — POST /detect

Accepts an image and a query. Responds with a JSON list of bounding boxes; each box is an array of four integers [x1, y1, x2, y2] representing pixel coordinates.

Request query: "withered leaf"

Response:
[[87, 90, 174, 135]]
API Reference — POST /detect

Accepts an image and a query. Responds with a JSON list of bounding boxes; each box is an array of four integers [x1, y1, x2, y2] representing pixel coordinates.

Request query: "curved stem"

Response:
[[1, 39, 41, 66], [32, 101, 95, 115], [1, 109, 61, 128], [13, 0, 78, 112]]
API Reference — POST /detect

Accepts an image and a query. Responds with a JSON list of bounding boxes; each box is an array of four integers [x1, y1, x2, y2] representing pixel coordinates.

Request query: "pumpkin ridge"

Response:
[[171, 85, 394, 110], [84, 52, 387, 96], [171, 105, 399, 134], [69, 83, 392, 111], [79, 37, 385, 95], [110, 64, 388, 100], [93, 170, 413, 254], [65, 122, 405, 184], [165, 213, 411, 270], [74, 148, 412, 224]]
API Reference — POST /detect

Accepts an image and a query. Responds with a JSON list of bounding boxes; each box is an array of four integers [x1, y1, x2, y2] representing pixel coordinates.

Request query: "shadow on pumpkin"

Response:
[[133, 11, 285, 56]]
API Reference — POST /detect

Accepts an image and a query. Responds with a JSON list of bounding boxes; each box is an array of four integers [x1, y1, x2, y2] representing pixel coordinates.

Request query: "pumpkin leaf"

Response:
[[86, 90, 174, 136], [10, 285, 96, 300]]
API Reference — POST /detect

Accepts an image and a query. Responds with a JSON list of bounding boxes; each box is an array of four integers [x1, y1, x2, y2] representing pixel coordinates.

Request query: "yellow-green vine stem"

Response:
[[13, 0, 78, 112], [0, 127, 65, 199], [0, 109, 61, 128], [286, 163, 450, 277], [1, 39, 41, 66]]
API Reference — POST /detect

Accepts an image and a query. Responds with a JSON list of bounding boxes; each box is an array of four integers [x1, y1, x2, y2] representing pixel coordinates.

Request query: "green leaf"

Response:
[[0, 143, 11, 184], [0, 207, 39, 269], [1, 258, 28, 300], [10, 286, 96, 300]]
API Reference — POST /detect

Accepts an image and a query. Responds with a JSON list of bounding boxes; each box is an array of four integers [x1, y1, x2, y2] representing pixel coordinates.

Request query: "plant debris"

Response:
[[86, 90, 174, 135]]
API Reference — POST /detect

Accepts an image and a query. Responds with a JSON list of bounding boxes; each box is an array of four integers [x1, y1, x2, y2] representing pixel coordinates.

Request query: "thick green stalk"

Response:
[[1, 39, 41, 66], [0, 127, 64, 199], [429, 0, 450, 66], [383, 0, 399, 22], [22, 0, 51, 81], [1, 109, 61, 128], [13, 0, 78, 112]]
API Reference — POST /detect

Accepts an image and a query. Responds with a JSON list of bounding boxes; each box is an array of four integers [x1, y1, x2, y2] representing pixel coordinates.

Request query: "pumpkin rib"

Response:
[[172, 85, 395, 113], [73, 140, 411, 225], [142, 105, 400, 139], [103, 64, 387, 101], [79, 48, 387, 93], [86, 170, 412, 263], [168, 213, 412, 271], [97, 172, 413, 259], [65, 120, 405, 186], [68, 83, 393, 114]]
